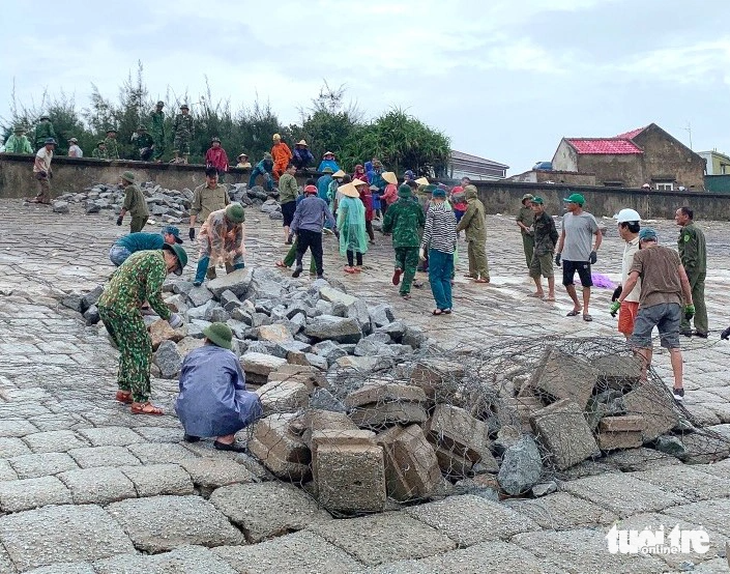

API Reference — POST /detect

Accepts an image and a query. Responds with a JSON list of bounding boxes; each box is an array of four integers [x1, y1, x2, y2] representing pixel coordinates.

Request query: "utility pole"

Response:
[[684, 122, 693, 150]]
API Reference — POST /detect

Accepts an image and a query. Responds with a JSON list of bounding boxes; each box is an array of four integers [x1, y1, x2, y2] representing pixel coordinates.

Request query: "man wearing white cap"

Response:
[[612, 208, 642, 337]]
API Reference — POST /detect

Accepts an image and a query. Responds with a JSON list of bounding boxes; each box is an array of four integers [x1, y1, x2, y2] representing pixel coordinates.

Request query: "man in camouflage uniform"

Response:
[[97, 244, 187, 415], [4, 126, 33, 154], [131, 125, 154, 161], [34, 115, 56, 150], [456, 185, 490, 283], [172, 104, 193, 164], [516, 193, 535, 268], [382, 185, 426, 299], [193, 203, 246, 286], [104, 128, 120, 160], [92, 140, 108, 159], [116, 171, 149, 232], [529, 197, 559, 301], [676, 206, 708, 337], [150, 100, 166, 163]]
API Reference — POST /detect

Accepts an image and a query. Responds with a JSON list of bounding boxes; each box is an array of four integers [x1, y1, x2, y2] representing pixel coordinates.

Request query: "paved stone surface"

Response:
[[59, 466, 137, 504], [3, 200, 730, 572]]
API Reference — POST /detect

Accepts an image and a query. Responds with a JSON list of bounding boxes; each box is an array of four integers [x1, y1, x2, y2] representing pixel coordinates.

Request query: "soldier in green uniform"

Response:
[[150, 100, 166, 163], [382, 185, 426, 299], [116, 171, 149, 232], [516, 193, 535, 269], [92, 140, 108, 159], [34, 115, 56, 150], [529, 197, 559, 301], [4, 126, 34, 154], [676, 206, 707, 337], [456, 185, 490, 283], [131, 125, 154, 161], [189, 166, 230, 243], [97, 244, 187, 415], [172, 104, 193, 164], [104, 128, 120, 160]]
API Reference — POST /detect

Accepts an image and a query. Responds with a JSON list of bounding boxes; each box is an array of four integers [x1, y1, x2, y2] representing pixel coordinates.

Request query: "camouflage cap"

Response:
[[97, 141, 106, 146], [180, 103, 189, 110], [69, 138, 78, 143], [211, 137, 221, 143], [156, 100, 164, 107]]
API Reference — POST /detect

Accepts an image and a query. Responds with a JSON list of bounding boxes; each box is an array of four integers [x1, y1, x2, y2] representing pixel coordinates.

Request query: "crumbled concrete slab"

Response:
[[93, 545, 238, 574]]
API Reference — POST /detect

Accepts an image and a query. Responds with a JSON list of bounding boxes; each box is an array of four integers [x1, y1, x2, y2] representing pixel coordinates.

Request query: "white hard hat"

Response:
[[614, 208, 642, 223]]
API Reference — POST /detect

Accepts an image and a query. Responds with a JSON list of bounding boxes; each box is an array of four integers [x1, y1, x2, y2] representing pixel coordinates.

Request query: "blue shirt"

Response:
[[291, 196, 336, 234], [115, 232, 164, 252]]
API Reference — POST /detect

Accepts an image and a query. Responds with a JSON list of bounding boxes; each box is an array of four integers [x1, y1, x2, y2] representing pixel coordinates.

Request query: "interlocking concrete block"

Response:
[[0, 459, 17, 481], [120, 463, 194, 497], [0, 504, 135, 572], [593, 354, 642, 391], [248, 414, 311, 481], [377, 424, 441, 501], [106, 495, 244, 553], [255, 379, 309, 416], [126, 442, 199, 464], [8, 452, 78, 479], [599, 415, 646, 432], [623, 382, 679, 442], [267, 363, 327, 389], [302, 409, 358, 446], [0, 437, 32, 457], [59, 467, 137, 504], [425, 404, 496, 467], [179, 458, 255, 490], [23, 430, 89, 453], [596, 431, 643, 451], [67, 446, 142, 468], [506, 491, 619, 530], [76, 426, 142, 447], [350, 402, 429, 428], [210, 482, 331, 543], [0, 475, 72, 512], [0, 418, 38, 438], [344, 382, 428, 409], [313, 435, 386, 514], [409, 359, 465, 400], [26, 562, 96, 573], [521, 348, 598, 409], [530, 399, 600, 470], [93, 545, 238, 574]]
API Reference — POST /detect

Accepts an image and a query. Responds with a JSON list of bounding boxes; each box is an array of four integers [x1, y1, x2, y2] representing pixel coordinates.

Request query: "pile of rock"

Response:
[[54, 181, 282, 224]]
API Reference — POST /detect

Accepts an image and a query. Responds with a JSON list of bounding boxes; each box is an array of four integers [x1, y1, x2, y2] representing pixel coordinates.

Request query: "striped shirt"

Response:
[[421, 202, 457, 254]]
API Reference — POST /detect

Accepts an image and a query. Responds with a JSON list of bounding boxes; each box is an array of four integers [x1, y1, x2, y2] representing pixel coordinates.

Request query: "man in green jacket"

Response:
[[34, 115, 56, 150], [456, 185, 489, 283], [116, 171, 149, 232], [172, 104, 193, 164], [516, 193, 535, 268], [150, 100, 166, 162], [676, 206, 707, 337], [131, 125, 154, 161], [382, 185, 426, 299], [278, 162, 300, 244], [4, 126, 34, 154], [92, 141, 107, 158], [104, 128, 120, 160]]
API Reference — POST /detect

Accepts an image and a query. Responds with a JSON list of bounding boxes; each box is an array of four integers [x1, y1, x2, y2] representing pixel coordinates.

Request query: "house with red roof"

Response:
[[551, 123, 706, 190]]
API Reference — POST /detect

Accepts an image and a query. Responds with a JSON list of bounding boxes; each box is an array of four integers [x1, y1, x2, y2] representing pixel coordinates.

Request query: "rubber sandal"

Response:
[[275, 261, 287, 268], [544, 297, 556, 302], [474, 278, 490, 283], [566, 310, 580, 317], [214, 440, 247, 453], [583, 314, 593, 322], [131, 402, 164, 416], [432, 309, 443, 316], [400, 293, 411, 300], [443, 308, 452, 314], [115, 391, 133, 404], [344, 266, 356, 274], [392, 268, 403, 285], [183, 434, 201, 443]]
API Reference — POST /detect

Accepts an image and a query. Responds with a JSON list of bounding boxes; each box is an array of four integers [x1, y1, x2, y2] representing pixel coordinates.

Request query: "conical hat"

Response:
[[415, 177, 429, 186], [382, 171, 398, 185], [332, 170, 346, 178], [338, 183, 360, 198], [351, 179, 367, 187]]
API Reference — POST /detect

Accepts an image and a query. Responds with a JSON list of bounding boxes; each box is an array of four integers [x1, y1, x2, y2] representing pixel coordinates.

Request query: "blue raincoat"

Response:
[[317, 173, 332, 202], [317, 159, 340, 173], [175, 345, 262, 437]]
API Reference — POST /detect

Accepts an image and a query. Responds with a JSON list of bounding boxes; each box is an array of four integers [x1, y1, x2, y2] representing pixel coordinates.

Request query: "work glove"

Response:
[[554, 253, 561, 267], [419, 247, 426, 261], [116, 216, 123, 226], [168, 313, 183, 329], [189, 227, 195, 240], [612, 285, 623, 302], [684, 305, 695, 321], [721, 326, 730, 341], [589, 251, 598, 265], [609, 301, 621, 317]]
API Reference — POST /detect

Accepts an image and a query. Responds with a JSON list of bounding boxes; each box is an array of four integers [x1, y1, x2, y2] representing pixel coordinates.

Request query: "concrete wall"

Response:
[[511, 170, 596, 186], [470, 179, 730, 221], [551, 140, 578, 172], [576, 153, 644, 187]]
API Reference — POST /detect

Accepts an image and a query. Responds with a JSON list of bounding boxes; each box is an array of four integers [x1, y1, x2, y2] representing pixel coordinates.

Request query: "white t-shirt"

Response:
[[68, 145, 83, 158], [33, 147, 53, 173], [622, 235, 641, 303], [561, 211, 598, 261]]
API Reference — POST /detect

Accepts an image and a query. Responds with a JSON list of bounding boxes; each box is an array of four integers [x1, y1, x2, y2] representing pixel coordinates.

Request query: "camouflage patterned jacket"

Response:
[[104, 137, 120, 160], [382, 197, 426, 249], [98, 250, 170, 318], [34, 122, 56, 149], [533, 211, 559, 256], [173, 114, 193, 142]]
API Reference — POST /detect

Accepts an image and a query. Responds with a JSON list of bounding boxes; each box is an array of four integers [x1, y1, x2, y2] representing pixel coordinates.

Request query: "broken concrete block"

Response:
[[349, 402, 428, 428], [425, 405, 494, 465], [622, 383, 679, 442], [409, 359, 465, 400], [248, 414, 311, 482], [302, 410, 358, 446], [334, 356, 379, 371], [311, 430, 386, 514], [521, 348, 597, 410], [241, 352, 288, 380], [434, 445, 474, 479], [319, 286, 357, 307], [149, 319, 186, 350], [255, 380, 310, 416], [593, 355, 642, 391], [530, 399, 600, 471], [599, 415, 646, 433], [597, 431, 643, 451], [267, 364, 327, 390], [377, 424, 441, 501], [344, 383, 427, 409]]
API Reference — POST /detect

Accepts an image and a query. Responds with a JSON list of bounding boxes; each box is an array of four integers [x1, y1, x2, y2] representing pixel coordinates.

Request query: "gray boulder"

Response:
[[369, 303, 395, 327], [52, 200, 70, 213], [497, 436, 543, 496], [187, 286, 214, 307], [83, 305, 100, 325], [305, 315, 362, 344], [154, 340, 183, 378], [207, 269, 251, 299], [354, 333, 392, 357]]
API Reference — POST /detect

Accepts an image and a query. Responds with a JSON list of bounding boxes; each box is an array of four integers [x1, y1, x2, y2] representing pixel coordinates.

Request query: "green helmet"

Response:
[[225, 203, 245, 223]]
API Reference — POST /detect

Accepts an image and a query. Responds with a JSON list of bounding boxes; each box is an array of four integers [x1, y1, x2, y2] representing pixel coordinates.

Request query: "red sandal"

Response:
[[115, 391, 133, 404], [131, 402, 164, 415]]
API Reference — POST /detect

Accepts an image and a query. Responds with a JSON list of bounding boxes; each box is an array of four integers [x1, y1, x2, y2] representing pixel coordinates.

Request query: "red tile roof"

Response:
[[615, 126, 647, 140], [566, 138, 643, 155]]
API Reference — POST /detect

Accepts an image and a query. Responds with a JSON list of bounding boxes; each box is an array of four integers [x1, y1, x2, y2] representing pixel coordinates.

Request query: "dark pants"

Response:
[[381, 202, 389, 217], [295, 229, 324, 276], [429, 249, 454, 310], [130, 216, 148, 233], [366, 221, 375, 241], [346, 250, 363, 267], [394, 246, 419, 295], [283, 240, 317, 273]]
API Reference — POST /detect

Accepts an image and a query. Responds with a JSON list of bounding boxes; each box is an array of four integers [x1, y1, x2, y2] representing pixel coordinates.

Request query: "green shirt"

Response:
[[92, 147, 107, 159], [382, 197, 426, 248], [98, 250, 170, 318], [191, 183, 229, 221], [150, 110, 165, 139], [122, 184, 149, 218], [4, 134, 33, 154], [278, 173, 299, 204], [104, 136, 120, 159], [516, 206, 534, 235], [678, 222, 706, 277], [34, 122, 56, 148], [456, 197, 487, 242]]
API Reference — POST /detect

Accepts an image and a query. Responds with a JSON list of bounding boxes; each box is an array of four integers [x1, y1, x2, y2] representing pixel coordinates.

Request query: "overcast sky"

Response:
[[2, 0, 729, 173]]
